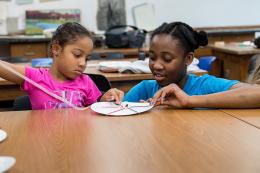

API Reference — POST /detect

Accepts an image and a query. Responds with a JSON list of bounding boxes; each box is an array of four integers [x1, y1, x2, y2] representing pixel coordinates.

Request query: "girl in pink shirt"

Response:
[[0, 22, 123, 110]]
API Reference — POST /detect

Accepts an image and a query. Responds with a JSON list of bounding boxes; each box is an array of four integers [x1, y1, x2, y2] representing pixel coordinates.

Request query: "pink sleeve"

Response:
[[84, 75, 102, 105], [22, 67, 40, 93]]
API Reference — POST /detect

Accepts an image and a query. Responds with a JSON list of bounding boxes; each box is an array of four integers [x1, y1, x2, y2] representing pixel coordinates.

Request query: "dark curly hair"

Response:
[[48, 22, 92, 57], [254, 36, 260, 48], [151, 22, 208, 54]]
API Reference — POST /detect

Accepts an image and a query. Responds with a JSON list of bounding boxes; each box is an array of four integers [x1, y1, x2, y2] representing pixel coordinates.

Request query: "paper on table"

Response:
[[0, 129, 7, 142], [0, 156, 16, 173], [90, 102, 153, 116]]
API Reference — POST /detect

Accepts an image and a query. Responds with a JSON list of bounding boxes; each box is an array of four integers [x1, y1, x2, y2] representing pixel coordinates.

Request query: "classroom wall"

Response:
[[127, 0, 260, 28], [4, 0, 260, 33]]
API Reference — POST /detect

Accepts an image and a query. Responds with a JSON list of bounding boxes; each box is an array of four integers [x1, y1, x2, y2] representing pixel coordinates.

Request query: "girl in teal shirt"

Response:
[[125, 22, 260, 108]]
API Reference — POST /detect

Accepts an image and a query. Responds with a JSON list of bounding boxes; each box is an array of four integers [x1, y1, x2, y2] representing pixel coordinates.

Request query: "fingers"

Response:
[[108, 95, 115, 101], [152, 84, 177, 105], [116, 89, 124, 103], [151, 89, 163, 105], [107, 88, 124, 104]]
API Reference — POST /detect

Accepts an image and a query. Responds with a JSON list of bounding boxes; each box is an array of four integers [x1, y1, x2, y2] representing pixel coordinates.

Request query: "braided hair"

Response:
[[151, 22, 208, 54], [48, 22, 92, 57]]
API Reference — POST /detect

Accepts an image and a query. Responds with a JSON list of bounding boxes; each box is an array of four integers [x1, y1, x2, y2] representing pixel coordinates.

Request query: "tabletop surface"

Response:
[[221, 109, 260, 129], [0, 108, 260, 173], [208, 43, 260, 55]]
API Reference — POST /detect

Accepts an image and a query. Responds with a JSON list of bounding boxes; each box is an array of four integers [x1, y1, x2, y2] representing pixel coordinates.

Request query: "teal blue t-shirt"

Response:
[[124, 74, 239, 102]]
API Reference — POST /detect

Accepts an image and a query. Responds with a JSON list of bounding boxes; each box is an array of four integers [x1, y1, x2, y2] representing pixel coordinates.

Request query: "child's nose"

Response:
[[153, 60, 164, 70], [79, 59, 86, 67]]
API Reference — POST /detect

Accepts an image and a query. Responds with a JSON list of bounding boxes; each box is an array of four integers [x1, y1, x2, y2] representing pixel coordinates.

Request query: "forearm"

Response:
[[188, 85, 260, 108], [0, 60, 25, 84]]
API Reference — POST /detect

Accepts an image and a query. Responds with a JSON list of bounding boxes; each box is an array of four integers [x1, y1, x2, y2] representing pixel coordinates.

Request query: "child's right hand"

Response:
[[100, 88, 124, 104], [151, 83, 191, 108]]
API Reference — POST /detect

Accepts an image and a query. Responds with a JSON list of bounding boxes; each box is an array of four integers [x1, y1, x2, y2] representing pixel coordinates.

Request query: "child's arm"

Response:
[[152, 83, 260, 108], [0, 60, 25, 85]]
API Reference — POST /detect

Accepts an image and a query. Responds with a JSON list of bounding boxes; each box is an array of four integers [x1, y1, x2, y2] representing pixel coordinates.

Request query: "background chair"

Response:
[[198, 56, 216, 71], [13, 95, 31, 111], [12, 74, 111, 111], [87, 73, 111, 92], [91, 52, 124, 60]]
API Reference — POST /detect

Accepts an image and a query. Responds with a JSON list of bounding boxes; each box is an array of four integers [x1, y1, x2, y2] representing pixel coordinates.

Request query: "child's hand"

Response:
[[151, 84, 191, 108], [100, 88, 124, 104]]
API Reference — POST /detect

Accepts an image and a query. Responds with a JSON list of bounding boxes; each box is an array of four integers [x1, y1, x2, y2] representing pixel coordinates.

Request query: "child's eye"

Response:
[[149, 53, 156, 60], [85, 55, 91, 61], [74, 54, 81, 58], [163, 55, 173, 62]]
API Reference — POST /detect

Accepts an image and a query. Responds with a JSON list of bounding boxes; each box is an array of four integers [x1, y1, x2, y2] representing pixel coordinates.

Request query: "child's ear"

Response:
[[51, 43, 62, 57], [185, 52, 194, 66]]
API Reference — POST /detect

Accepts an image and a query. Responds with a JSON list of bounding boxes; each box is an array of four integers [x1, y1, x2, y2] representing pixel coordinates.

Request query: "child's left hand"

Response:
[[100, 88, 124, 104]]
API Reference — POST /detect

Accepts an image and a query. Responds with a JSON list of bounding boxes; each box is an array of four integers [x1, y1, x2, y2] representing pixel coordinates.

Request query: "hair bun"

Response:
[[254, 36, 260, 48], [195, 31, 208, 47]]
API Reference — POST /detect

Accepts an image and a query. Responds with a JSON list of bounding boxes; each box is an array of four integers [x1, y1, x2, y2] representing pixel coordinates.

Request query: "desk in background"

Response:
[[0, 108, 260, 172], [0, 35, 147, 60], [209, 44, 260, 81]]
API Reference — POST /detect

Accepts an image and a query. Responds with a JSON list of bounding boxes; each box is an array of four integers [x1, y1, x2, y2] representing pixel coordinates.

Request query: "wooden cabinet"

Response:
[[10, 43, 48, 61]]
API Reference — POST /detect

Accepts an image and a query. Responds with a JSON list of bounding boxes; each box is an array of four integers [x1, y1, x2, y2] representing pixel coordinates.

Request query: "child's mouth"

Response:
[[74, 70, 82, 75], [154, 74, 165, 81]]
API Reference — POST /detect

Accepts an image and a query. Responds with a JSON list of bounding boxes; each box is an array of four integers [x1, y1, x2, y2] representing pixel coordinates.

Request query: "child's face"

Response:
[[54, 36, 93, 80], [149, 34, 193, 87]]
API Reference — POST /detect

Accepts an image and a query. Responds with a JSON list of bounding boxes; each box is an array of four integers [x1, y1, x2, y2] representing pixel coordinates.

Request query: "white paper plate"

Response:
[[0, 129, 7, 142], [0, 156, 16, 173], [91, 102, 153, 116]]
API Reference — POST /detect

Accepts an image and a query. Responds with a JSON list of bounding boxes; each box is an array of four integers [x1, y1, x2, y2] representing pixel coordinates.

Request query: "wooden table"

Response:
[[209, 43, 260, 81], [0, 60, 207, 101], [0, 108, 260, 173], [221, 109, 260, 129]]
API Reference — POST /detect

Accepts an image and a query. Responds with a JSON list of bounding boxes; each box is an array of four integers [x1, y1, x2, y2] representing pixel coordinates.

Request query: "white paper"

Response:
[[0, 156, 16, 173], [91, 102, 153, 116], [0, 129, 7, 142]]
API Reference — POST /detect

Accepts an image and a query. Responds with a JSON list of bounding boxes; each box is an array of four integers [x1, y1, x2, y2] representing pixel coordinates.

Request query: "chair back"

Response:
[[13, 95, 31, 111], [87, 73, 111, 92], [198, 56, 216, 71]]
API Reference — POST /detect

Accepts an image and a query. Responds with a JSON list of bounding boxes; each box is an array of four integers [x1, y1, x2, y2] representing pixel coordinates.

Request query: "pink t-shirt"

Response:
[[23, 67, 102, 110]]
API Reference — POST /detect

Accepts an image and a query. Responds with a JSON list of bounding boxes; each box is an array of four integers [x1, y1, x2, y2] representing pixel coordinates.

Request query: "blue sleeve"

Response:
[[201, 75, 239, 94], [124, 81, 148, 102]]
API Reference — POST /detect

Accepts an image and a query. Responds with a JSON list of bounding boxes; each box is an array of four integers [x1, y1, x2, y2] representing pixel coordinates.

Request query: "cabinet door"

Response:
[[10, 43, 48, 61]]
